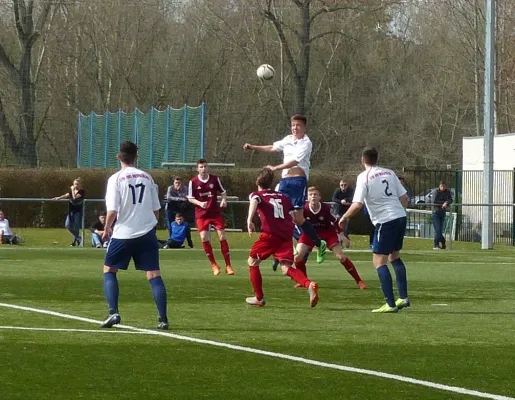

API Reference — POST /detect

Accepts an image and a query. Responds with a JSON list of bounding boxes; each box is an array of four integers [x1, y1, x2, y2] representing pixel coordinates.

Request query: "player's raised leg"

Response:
[[332, 243, 367, 289]]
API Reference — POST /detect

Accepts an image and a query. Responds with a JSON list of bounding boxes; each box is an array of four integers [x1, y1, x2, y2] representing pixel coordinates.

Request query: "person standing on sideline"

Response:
[[339, 147, 410, 313], [431, 182, 453, 250], [100, 141, 169, 330], [243, 115, 327, 264], [53, 178, 85, 247], [188, 159, 234, 276], [164, 176, 189, 234], [332, 180, 354, 242]]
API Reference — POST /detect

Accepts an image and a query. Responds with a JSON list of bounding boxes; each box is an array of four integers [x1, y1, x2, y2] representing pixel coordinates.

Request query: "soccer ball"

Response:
[[257, 64, 275, 80]]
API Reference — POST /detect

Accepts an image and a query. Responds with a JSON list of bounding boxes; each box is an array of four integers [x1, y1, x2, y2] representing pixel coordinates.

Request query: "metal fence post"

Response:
[[117, 109, 122, 158], [200, 102, 206, 159], [165, 105, 171, 162], [104, 111, 109, 168], [89, 111, 95, 168], [77, 112, 82, 168], [134, 108, 139, 167], [512, 168, 515, 246], [150, 107, 154, 168], [81, 199, 86, 248], [182, 105, 188, 162]]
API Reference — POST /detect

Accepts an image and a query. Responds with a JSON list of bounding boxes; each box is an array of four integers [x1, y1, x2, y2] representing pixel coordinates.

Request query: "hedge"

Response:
[[0, 168, 371, 234]]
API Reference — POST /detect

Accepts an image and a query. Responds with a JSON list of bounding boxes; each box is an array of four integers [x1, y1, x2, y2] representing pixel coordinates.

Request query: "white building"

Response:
[[462, 134, 514, 239]]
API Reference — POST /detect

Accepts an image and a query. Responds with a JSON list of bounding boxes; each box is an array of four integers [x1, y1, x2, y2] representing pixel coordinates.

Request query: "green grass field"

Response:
[[1, 229, 514, 400]]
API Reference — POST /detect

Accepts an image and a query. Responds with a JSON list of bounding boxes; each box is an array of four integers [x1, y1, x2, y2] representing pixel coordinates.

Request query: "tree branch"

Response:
[[0, 44, 20, 85], [27, 0, 52, 47], [308, 29, 355, 44], [0, 96, 19, 155], [13, 0, 27, 40]]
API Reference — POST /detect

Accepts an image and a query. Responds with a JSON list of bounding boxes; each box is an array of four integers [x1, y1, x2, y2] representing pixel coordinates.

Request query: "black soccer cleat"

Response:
[[101, 312, 121, 328], [272, 258, 280, 272]]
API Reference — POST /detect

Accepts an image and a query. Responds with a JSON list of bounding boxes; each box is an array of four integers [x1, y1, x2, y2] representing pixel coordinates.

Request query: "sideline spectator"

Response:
[[90, 212, 109, 248], [332, 180, 354, 239], [164, 213, 193, 249], [431, 181, 453, 250], [0, 210, 19, 245], [164, 177, 189, 234], [53, 177, 85, 247]]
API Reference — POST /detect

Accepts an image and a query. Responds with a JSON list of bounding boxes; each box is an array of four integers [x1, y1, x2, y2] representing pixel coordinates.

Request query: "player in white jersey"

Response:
[[339, 147, 410, 313], [100, 141, 169, 330], [243, 114, 327, 263]]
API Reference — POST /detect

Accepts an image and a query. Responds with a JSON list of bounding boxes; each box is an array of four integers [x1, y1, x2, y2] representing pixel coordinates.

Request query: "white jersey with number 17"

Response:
[[353, 166, 406, 226], [105, 167, 161, 239]]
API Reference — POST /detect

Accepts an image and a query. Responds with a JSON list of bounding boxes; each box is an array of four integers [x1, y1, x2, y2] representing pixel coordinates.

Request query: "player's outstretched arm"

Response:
[[243, 143, 276, 152], [264, 159, 298, 172]]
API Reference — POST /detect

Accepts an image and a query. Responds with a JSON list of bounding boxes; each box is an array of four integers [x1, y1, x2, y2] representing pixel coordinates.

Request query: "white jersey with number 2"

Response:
[[353, 166, 407, 226], [105, 167, 161, 239]]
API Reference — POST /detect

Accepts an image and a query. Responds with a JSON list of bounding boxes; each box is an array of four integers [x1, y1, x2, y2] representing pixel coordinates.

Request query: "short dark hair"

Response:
[[175, 212, 183, 218], [256, 168, 275, 189], [197, 158, 208, 165], [100, 211, 107, 217], [291, 114, 307, 125], [362, 147, 379, 165], [173, 176, 182, 182], [119, 141, 138, 164]]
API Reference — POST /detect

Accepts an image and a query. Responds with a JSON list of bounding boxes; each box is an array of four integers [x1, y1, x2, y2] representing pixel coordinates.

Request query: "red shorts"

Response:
[[196, 215, 225, 232], [298, 229, 340, 250], [249, 232, 294, 263]]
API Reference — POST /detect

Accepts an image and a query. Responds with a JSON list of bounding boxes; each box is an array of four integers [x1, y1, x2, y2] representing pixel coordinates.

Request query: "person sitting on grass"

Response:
[[0, 210, 19, 245], [90, 212, 110, 248], [164, 213, 194, 249]]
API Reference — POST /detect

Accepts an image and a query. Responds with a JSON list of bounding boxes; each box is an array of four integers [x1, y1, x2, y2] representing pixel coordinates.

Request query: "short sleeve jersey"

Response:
[[105, 167, 161, 239], [68, 189, 85, 213], [272, 135, 312, 179], [249, 189, 294, 239], [353, 166, 407, 225], [304, 202, 340, 233], [188, 174, 226, 219]]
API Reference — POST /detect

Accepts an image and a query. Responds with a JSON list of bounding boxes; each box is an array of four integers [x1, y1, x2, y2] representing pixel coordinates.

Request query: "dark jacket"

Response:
[[432, 188, 453, 215], [165, 185, 188, 212], [332, 187, 354, 216]]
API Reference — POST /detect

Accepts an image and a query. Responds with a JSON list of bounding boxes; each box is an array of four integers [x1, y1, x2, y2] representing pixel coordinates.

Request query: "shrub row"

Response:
[[0, 168, 371, 234]]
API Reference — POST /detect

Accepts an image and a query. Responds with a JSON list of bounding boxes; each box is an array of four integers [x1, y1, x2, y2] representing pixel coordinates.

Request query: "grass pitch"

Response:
[[0, 229, 514, 399]]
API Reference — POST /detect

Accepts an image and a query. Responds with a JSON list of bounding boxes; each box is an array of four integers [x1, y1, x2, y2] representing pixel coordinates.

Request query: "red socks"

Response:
[[249, 266, 264, 300], [294, 260, 308, 276], [342, 258, 362, 283], [202, 241, 217, 265], [220, 239, 231, 266], [286, 266, 311, 289]]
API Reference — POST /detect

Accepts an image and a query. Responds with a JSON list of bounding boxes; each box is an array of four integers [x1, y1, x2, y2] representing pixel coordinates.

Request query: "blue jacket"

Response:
[[170, 221, 193, 247]]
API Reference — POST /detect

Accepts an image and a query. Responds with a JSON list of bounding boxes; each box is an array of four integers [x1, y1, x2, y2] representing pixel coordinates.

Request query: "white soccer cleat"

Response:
[[245, 296, 265, 307]]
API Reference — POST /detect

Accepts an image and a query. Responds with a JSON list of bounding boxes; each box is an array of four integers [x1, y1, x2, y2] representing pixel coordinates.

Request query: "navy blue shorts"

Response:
[[278, 176, 307, 209], [104, 229, 160, 271], [372, 216, 407, 255]]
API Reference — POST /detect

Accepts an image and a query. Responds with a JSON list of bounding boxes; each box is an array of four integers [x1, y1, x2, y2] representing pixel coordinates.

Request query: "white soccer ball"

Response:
[[257, 64, 275, 80]]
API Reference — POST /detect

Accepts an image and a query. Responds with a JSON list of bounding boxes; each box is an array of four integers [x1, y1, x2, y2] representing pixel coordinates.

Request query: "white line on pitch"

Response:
[[0, 326, 149, 334], [0, 302, 513, 400]]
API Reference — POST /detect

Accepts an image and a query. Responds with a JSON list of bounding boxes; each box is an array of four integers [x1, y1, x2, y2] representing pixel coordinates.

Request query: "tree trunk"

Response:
[[19, 44, 37, 166]]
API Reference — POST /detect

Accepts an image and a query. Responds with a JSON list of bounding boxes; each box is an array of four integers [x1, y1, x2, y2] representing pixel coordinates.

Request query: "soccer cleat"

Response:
[[357, 281, 367, 290], [211, 264, 221, 276], [395, 298, 411, 310], [272, 258, 280, 272], [433, 247, 440, 250], [371, 304, 399, 313], [101, 312, 121, 328], [308, 281, 319, 307], [225, 265, 235, 275], [246, 296, 265, 307], [316, 240, 327, 264], [157, 318, 169, 330]]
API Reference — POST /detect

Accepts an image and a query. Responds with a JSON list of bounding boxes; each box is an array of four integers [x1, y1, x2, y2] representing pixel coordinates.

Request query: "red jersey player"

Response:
[[295, 187, 367, 289], [187, 159, 234, 276], [246, 168, 319, 307]]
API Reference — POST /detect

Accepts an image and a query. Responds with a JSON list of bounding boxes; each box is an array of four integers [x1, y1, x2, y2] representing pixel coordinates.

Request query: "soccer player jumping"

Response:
[[246, 168, 319, 308], [101, 141, 169, 330], [243, 115, 327, 264], [295, 187, 366, 290], [188, 159, 234, 276], [339, 147, 410, 313]]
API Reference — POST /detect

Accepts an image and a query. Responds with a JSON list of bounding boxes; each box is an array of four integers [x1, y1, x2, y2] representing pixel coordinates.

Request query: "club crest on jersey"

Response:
[[197, 186, 201, 190], [319, 216, 324, 221], [209, 184, 214, 189]]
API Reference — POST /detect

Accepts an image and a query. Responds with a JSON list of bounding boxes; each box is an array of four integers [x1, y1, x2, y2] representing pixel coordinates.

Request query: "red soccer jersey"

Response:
[[304, 202, 341, 233], [249, 190, 294, 239], [188, 174, 226, 219]]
